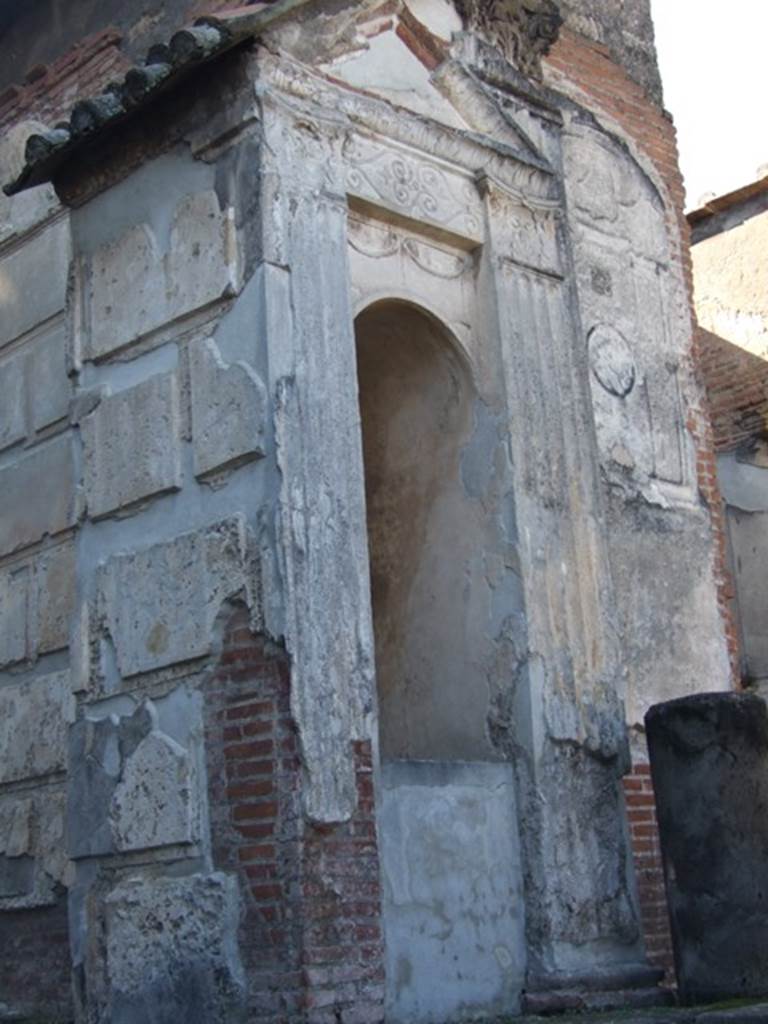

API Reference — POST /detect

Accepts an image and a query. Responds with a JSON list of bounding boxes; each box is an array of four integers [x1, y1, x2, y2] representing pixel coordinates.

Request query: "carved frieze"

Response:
[[456, 0, 563, 79], [344, 135, 483, 242]]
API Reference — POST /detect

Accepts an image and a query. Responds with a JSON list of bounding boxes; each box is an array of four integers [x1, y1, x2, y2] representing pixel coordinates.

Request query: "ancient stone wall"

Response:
[[0, 1, 734, 1019], [693, 205, 768, 358], [0, 116, 76, 1023]]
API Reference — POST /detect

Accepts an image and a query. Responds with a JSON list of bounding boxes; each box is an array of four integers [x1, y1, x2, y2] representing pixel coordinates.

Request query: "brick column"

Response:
[[204, 607, 385, 1023], [623, 763, 674, 980]]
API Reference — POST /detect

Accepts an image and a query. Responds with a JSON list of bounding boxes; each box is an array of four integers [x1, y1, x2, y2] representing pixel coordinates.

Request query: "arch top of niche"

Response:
[[352, 292, 474, 375]]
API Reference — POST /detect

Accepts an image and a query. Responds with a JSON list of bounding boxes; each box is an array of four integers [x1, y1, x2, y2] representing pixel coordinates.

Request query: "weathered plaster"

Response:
[[380, 761, 525, 1023], [692, 208, 768, 358]]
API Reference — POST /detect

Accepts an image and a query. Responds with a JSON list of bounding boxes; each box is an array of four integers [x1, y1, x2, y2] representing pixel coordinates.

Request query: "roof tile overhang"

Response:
[[3, 0, 312, 197]]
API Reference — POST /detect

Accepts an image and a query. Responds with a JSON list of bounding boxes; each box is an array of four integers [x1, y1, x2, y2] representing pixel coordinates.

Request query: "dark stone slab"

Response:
[[646, 692, 768, 1005]]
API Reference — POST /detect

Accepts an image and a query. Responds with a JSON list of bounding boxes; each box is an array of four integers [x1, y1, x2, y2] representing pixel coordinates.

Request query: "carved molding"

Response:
[[456, 0, 563, 79]]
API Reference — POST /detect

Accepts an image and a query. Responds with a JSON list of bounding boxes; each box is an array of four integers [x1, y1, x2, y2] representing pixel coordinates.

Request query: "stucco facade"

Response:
[[0, 1, 731, 1021]]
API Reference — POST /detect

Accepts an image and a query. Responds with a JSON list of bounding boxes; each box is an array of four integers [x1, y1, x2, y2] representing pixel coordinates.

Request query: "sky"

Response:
[[650, 0, 768, 210]]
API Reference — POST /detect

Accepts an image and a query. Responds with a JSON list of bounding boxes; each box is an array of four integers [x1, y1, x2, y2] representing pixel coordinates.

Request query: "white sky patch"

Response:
[[650, 0, 768, 209]]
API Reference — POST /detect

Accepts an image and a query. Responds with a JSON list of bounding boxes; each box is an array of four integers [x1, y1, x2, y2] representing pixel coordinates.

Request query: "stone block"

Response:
[[0, 564, 29, 668], [189, 336, 267, 478], [0, 349, 26, 451], [96, 516, 256, 678], [167, 192, 237, 321], [646, 693, 768, 1004], [28, 323, 71, 433], [110, 730, 195, 852], [87, 191, 236, 360], [0, 433, 77, 556], [0, 671, 74, 784], [81, 373, 182, 518], [90, 873, 246, 1024], [0, 217, 70, 348], [0, 789, 72, 906], [34, 541, 76, 654]]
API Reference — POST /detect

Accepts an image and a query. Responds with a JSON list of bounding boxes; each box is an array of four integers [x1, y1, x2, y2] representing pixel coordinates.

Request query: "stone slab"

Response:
[[81, 372, 182, 518], [28, 323, 70, 433], [96, 516, 255, 679], [110, 730, 195, 852], [87, 191, 236, 360], [34, 540, 76, 654], [0, 433, 77, 556], [646, 693, 768, 1005], [0, 349, 26, 451], [0, 671, 73, 784], [0, 565, 29, 668], [189, 336, 267, 478], [0, 217, 69, 348], [379, 760, 525, 1024], [91, 873, 246, 1024]]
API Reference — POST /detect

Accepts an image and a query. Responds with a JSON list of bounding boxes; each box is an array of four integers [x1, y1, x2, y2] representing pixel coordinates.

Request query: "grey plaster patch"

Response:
[[68, 714, 125, 859], [81, 371, 182, 518], [717, 453, 768, 513], [461, 399, 500, 499], [0, 433, 78, 556], [0, 564, 29, 668], [0, 348, 26, 450], [380, 761, 525, 1023], [0, 854, 34, 898], [0, 216, 70, 348], [92, 873, 246, 1024], [95, 515, 257, 679], [0, 670, 73, 783], [189, 336, 267, 478]]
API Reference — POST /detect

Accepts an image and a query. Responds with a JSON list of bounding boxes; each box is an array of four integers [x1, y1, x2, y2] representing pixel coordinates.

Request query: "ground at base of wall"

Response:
[[5, 1008, 768, 1024], [522, 998, 768, 1023]]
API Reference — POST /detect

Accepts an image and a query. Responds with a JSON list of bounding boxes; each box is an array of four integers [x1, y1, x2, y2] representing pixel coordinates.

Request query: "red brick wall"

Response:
[[205, 607, 385, 1024], [0, 28, 129, 131], [623, 765, 674, 981], [698, 328, 768, 453]]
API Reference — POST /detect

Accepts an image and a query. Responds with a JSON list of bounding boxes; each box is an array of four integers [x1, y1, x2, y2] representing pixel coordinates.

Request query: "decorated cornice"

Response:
[[455, 0, 563, 79]]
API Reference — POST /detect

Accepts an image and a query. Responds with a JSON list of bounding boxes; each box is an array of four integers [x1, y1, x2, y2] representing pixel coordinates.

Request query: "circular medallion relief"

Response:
[[588, 324, 636, 398]]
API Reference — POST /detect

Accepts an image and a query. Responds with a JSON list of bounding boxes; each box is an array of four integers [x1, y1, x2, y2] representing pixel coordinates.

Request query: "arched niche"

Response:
[[354, 299, 493, 762]]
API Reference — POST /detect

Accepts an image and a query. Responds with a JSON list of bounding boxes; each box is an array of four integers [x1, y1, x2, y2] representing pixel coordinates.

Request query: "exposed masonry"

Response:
[[0, 1, 733, 1021]]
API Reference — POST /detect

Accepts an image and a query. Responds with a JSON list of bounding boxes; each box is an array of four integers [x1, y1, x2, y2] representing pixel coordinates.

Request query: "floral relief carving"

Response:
[[344, 136, 483, 241]]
